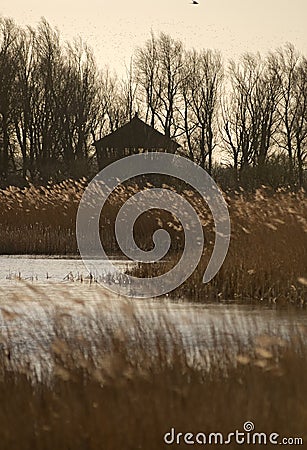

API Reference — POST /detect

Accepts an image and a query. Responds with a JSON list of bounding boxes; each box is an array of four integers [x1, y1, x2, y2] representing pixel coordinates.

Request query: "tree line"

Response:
[[0, 17, 306, 188]]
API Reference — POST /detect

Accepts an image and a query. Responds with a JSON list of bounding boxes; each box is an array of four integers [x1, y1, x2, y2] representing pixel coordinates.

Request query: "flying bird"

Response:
[[191, 0, 199, 3]]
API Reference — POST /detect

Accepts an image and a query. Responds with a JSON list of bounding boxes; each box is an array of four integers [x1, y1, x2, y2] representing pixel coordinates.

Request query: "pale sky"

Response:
[[1, 0, 307, 76]]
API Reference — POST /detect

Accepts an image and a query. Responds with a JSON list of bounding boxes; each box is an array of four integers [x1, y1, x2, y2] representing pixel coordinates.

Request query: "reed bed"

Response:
[[0, 181, 306, 304], [172, 187, 307, 305], [0, 285, 306, 449]]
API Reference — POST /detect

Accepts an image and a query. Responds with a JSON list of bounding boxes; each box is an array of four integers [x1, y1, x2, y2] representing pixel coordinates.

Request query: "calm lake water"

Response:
[[0, 256, 306, 381], [0, 255, 130, 283]]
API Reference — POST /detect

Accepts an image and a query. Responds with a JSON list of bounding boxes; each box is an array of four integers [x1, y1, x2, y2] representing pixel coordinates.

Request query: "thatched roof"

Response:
[[94, 114, 180, 152]]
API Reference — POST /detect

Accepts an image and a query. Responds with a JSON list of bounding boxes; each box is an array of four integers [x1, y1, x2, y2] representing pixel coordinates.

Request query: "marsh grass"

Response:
[[0, 286, 306, 449], [183, 187, 307, 305], [0, 181, 306, 303]]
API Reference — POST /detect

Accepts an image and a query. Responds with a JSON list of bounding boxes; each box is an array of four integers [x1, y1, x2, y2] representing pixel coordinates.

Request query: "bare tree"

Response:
[[180, 49, 223, 172], [134, 31, 162, 128], [0, 18, 19, 179], [273, 44, 307, 186], [134, 32, 184, 138], [294, 57, 307, 186], [91, 67, 133, 147], [222, 56, 257, 177], [177, 54, 197, 162], [12, 25, 37, 179], [56, 38, 99, 175], [222, 53, 281, 183], [122, 59, 138, 121], [30, 18, 62, 179]]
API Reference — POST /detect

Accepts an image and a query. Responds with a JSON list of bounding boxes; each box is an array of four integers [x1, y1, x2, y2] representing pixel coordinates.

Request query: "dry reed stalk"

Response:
[[0, 182, 306, 304]]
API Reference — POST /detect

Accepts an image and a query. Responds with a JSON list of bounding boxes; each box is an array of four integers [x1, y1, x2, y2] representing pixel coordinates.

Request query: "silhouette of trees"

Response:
[[222, 53, 282, 184], [180, 49, 223, 174], [134, 32, 184, 138], [0, 18, 105, 183], [13, 25, 37, 179], [56, 37, 98, 176], [271, 44, 307, 186], [0, 18, 19, 179], [0, 18, 306, 189]]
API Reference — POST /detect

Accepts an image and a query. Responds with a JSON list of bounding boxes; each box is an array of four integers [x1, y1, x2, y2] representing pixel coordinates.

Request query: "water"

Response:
[[0, 255, 130, 283], [0, 256, 306, 381]]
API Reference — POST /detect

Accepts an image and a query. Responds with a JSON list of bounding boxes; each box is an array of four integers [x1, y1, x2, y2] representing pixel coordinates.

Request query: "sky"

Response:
[[1, 0, 307, 76]]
